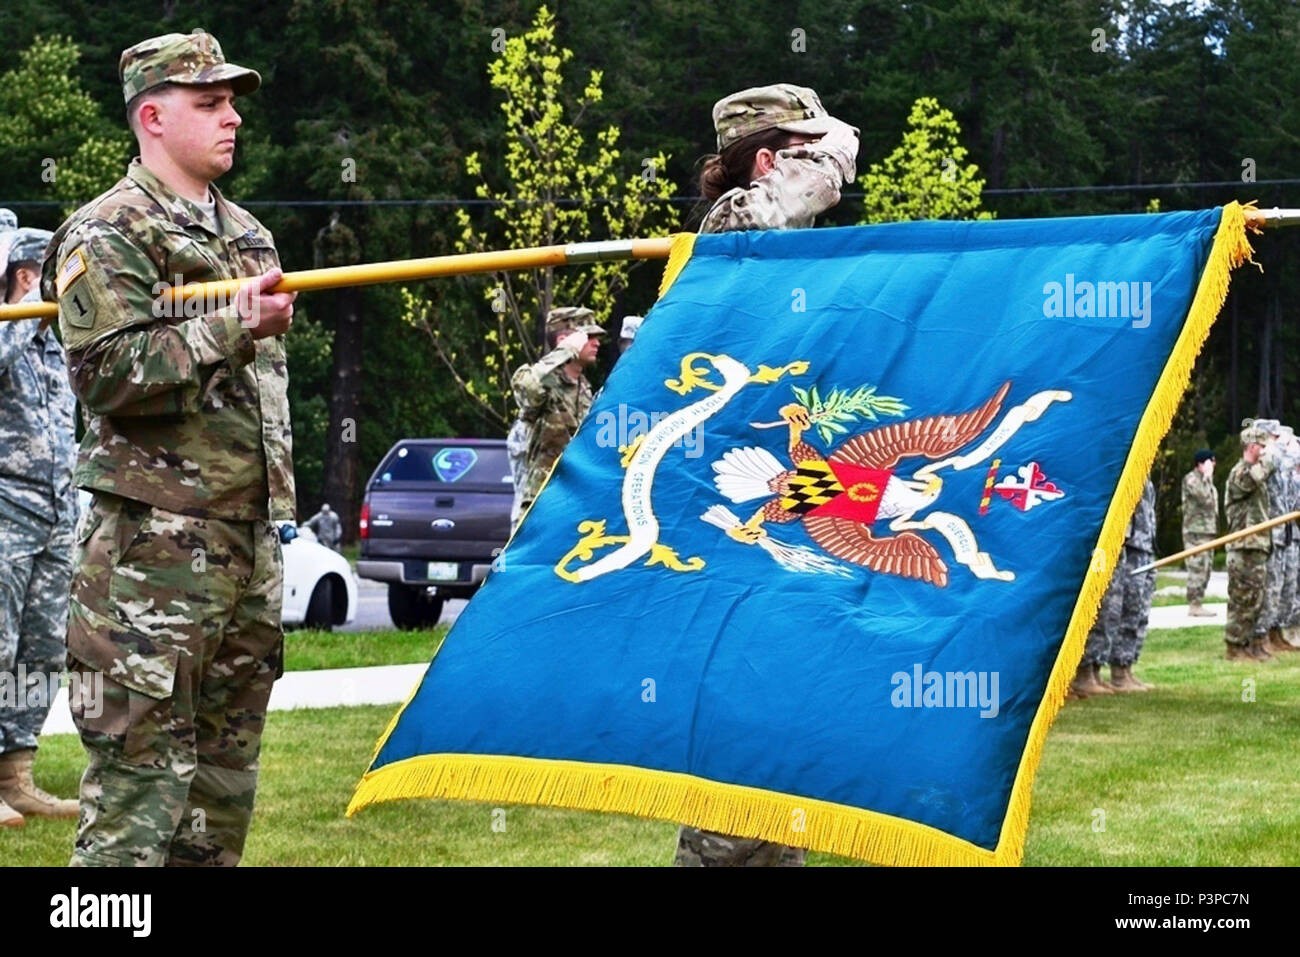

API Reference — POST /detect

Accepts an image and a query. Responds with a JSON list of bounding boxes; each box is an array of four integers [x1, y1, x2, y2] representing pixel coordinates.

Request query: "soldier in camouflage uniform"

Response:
[[0, 223, 81, 827], [508, 307, 604, 528], [1180, 449, 1218, 615], [304, 503, 342, 550], [1107, 478, 1157, 690], [1260, 426, 1300, 653], [1223, 419, 1277, 661], [1071, 478, 1156, 696], [677, 84, 859, 868], [1285, 451, 1300, 648], [40, 31, 297, 866]]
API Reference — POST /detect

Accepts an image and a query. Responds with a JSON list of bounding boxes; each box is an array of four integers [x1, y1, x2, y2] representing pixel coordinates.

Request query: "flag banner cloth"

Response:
[[350, 204, 1254, 865]]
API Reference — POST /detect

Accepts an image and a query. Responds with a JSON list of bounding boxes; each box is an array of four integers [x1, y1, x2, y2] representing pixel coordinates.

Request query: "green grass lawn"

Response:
[[9, 625, 1297, 866], [283, 626, 447, 671], [1151, 593, 1225, 607]]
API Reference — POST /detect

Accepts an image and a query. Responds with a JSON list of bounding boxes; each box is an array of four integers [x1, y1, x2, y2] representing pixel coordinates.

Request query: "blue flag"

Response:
[[350, 205, 1253, 865]]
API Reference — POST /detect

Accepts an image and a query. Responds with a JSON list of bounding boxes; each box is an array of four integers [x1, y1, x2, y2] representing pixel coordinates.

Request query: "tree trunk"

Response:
[[321, 285, 364, 545], [1230, 292, 1239, 430]]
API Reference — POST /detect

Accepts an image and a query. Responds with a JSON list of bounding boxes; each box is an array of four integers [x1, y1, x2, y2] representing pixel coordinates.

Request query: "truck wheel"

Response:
[[388, 584, 445, 631], [304, 577, 335, 631]]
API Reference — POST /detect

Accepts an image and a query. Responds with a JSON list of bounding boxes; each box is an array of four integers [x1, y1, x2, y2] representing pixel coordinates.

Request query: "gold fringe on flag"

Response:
[[349, 204, 1256, 866]]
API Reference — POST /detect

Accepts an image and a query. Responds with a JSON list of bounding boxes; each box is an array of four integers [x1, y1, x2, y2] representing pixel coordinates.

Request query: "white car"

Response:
[[74, 492, 356, 630], [281, 524, 358, 631]]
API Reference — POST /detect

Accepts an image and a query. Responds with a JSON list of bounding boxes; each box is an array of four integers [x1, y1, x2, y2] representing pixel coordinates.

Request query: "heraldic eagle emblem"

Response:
[[707, 380, 1071, 587]]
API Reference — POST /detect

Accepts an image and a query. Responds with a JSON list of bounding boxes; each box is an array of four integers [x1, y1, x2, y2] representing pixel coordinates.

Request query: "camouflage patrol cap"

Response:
[[0, 209, 15, 232], [6, 228, 52, 265], [712, 83, 832, 151], [120, 29, 260, 104], [1241, 418, 1271, 446], [546, 306, 605, 336]]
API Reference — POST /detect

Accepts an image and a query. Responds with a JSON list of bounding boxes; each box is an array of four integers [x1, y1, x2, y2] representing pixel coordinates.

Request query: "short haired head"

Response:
[[122, 30, 259, 133]]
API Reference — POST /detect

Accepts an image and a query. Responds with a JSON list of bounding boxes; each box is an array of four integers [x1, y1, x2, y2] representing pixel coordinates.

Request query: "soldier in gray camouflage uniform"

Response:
[[1071, 478, 1156, 696], [1263, 427, 1300, 652], [304, 503, 342, 551], [0, 223, 81, 827], [1180, 449, 1218, 616], [1224, 419, 1277, 661], [41, 31, 296, 866], [509, 307, 604, 529], [677, 83, 859, 867], [1285, 452, 1300, 648]]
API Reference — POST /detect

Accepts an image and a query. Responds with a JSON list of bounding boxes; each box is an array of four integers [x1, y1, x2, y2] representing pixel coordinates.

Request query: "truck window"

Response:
[[377, 444, 513, 485]]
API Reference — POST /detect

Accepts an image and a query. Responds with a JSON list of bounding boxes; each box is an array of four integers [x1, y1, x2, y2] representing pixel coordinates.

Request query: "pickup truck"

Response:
[[356, 437, 513, 629]]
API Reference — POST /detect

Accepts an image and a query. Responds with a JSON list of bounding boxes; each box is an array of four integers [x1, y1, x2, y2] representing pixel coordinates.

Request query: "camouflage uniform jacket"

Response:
[[1125, 478, 1157, 553], [700, 123, 858, 233], [1224, 453, 1274, 551], [0, 293, 77, 525], [1180, 469, 1218, 538], [1265, 453, 1294, 547], [41, 158, 294, 521], [510, 344, 592, 505]]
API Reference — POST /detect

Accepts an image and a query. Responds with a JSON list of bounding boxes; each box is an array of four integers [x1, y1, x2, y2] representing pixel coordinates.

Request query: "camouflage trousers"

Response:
[[1082, 546, 1155, 667], [674, 826, 806, 867], [1287, 543, 1300, 627], [67, 493, 283, 867], [1257, 538, 1293, 635], [0, 496, 74, 754], [1182, 534, 1215, 605], [1225, 548, 1268, 647]]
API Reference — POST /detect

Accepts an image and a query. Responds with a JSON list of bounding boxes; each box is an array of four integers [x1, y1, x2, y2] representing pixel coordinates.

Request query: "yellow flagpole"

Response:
[[0, 236, 676, 323]]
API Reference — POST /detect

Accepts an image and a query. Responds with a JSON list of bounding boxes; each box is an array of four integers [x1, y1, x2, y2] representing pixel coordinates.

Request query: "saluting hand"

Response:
[[238, 267, 297, 339]]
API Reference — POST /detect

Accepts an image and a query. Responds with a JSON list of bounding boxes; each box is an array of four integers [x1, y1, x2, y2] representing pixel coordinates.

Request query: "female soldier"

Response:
[[676, 83, 860, 867]]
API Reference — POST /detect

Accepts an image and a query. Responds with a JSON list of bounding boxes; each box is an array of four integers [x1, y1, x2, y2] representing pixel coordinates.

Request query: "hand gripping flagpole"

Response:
[[0, 236, 676, 323]]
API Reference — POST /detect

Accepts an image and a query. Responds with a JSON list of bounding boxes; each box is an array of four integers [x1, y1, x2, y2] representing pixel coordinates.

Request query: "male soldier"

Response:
[[41, 30, 296, 866], [618, 314, 642, 356], [1181, 449, 1219, 616], [0, 224, 80, 826], [1259, 425, 1300, 653], [1108, 478, 1157, 690], [1223, 419, 1276, 661], [1285, 451, 1300, 649], [304, 502, 342, 551], [509, 306, 604, 528], [1071, 477, 1156, 696]]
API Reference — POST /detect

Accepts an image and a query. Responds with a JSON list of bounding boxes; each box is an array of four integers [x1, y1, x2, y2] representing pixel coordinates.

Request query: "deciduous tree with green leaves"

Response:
[[0, 35, 127, 217], [402, 4, 678, 429], [860, 97, 990, 224]]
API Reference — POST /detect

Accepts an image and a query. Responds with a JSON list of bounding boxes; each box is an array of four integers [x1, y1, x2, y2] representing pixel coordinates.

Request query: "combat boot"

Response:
[[1108, 664, 1148, 692], [1247, 637, 1276, 662], [1267, 627, 1296, 653], [0, 796, 22, 828], [0, 749, 78, 819], [1284, 626, 1300, 649], [1225, 642, 1254, 661], [1188, 601, 1216, 617]]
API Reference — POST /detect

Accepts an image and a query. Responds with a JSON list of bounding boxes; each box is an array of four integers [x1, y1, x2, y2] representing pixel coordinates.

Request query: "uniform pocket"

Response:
[[66, 596, 180, 762]]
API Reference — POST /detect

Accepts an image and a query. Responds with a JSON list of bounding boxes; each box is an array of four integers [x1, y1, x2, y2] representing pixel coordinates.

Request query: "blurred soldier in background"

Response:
[[618, 314, 642, 355], [304, 502, 342, 551], [1180, 449, 1218, 616]]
